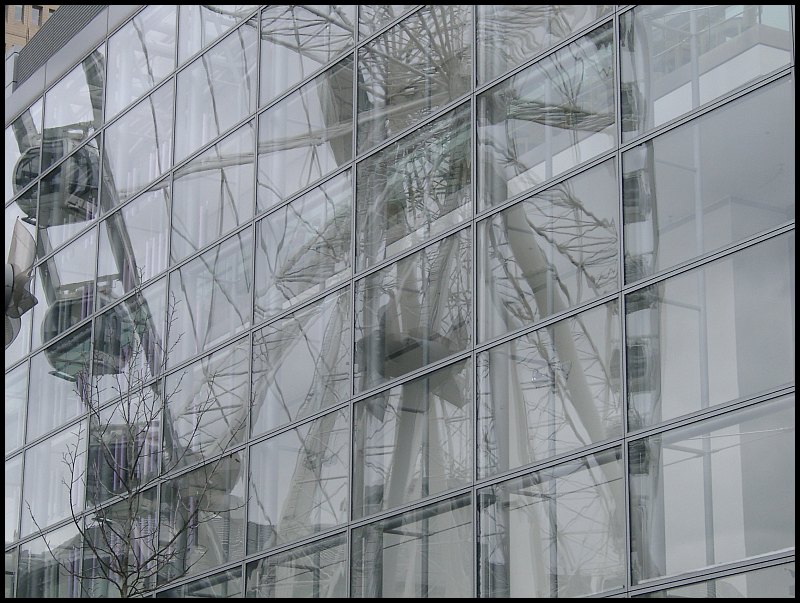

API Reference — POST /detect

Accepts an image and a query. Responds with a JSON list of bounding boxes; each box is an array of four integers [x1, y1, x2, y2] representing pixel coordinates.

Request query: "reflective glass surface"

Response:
[[16, 523, 81, 598], [5, 363, 27, 455], [5, 97, 43, 203], [620, 5, 793, 141], [354, 359, 471, 519], [254, 170, 351, 322], [629, 395, 795, 584], [251, 288, 351, 436], [106, 5, 176, 120], [159, 568, 242, 597], [175, 18, 258, 163], [478, 448, 625, 597], [247, 409, 349, 554], [5, 455, 22, 545], [356, 5, 472, 154], [172, 121, 255, 263], [259, 5, 355, 105], [633, 562, 796, 598], [626, 233, 795, 430], [478, 23, 615, 209], [356, 103, 471, 270], [354, 229, 472, 393], [478, 301, 622, 478], [623, 76, 794, 283], [179, 5, 259, 64], [256, 58, 353, 212], [358, 5, 418, 38], [478, 159, 618, 341], [351, 494, 472, 597], [5, 549, 16, 598]]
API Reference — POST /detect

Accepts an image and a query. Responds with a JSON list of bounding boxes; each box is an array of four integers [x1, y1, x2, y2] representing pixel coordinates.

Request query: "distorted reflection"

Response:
[[5, 97, 42, 203], [16, 523, 81, 598], [358, 5, 417, 39], [159, 567, 242, 597], [180, 5, 259, 64]]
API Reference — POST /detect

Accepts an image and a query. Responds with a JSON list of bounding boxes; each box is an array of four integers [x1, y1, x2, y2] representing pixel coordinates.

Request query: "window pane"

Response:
[[5, 455, 22, 546], [159, 455, 246, 583], [103, 82, 174, 205], [356, 103, 471, 271], [27, 324, 91, 442], [96, 186, 170, 307], [17, 523, 81, 598], [5, 363, 27, 455], [251, 288, 351, 436], [42, 48, 105, 172], [164, 337, 249, 472], [5, 549, 16, 598], [106, 5, 176, 120], [351, 494, 472, 597], [247, 409, 349, 554], [629, 395, 795, 584], [358, 5, 417, 39], [354, 359, 472, 519], [158, 568, 242, 597], [254, 171, 351, 322], [356, 5, 471, 154], [5, 97, 42, 203], [478, 23, 615, 209], [246, 533, 346, 597], [478, 159, 618, 341], [478, 301, 622, 478], [478, 448, 625, 597], [175, 19, 258, 163], [256, 58, 353, 213], [623, 76, 794, 283], [626, 233, 795, 430], [354, 229, 472, 393], [634, 562, 796, 598], [477, 5, 613, 84], [172, 121, 255, 263], [260, 5, 355, 105], [167, 228, 252, 367], [21, 422, 86, 537], [620, 5, 793, 141], [179, 5, 258, 64]]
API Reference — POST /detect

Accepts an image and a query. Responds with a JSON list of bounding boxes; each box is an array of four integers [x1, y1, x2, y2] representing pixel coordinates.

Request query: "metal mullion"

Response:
[[251, 278, 351, 334], [240, 526, 348, 569], [354, 5, 424, 51], [470, 5, 479, 598], [246, 399, 350, 453]]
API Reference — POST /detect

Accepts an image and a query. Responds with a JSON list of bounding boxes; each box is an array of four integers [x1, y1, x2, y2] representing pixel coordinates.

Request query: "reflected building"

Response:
[[4, 4, 795, 599]]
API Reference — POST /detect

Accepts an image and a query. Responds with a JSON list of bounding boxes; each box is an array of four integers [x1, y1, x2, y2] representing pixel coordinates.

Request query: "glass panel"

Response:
[[82, 488, 159, 597], [478, 448, 625, 597], [172, 121, 255, 263], [5, 455, 22, 546], [245, 533, 346, 597], [623, 76, 794, 283], [355, 230, 471, 393], [356, 5, 472, 154], [159, 568, 242, 597], [5, 548, 16, 598], [358, 5, 417, 38], [633, 562, 796, 598], [260, 5, 355, 105], [159, 454, 246, 583], [5, 363, 27, 455], [163, 338, 249, 472], [167, 228, 252, 367], [256, 58, 353, 213], [353, 359, 472, 519], [6, 191, 37, 368], [21, 421, 87, 537], [478, 301, 622, 478], [175, 18, 258, 163], [30, 227, 96, 350], [180, 5, 258, 64], [629, 395, 795, 584], [478, 159, 618, 342], [626, 233, 795, 430], [5, 97, 43, 203], [36, 136, 100, 254], [477, 5, 613, 84], [26, 325, 91, 442], [356, 104, 471, 270], [16, 523, 81, 597], [254, 170, 351, 322], [351, 494, 472, 597], [251, 288, 351, 436], [247, 409, 349, 554], [620, 5, 793, 141], [106, 5, 176, 120], [5, 288, 33, 370], [477, 23, 615, 209], [96, 185, 170, 307], [103, 82, 174, 206], [41, 48, 105, 172]]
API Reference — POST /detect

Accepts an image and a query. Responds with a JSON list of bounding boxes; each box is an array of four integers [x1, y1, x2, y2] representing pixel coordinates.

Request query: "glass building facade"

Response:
[[4, 5, 795, 598]]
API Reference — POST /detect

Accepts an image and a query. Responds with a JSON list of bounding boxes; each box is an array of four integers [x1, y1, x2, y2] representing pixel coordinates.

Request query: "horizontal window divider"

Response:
[[25, 311, 94, 365], [158, 440, 249, 484], [241, 526, 348, 569], [160, 331, 252, 389], [251, 278, 351, 332], [165, 219, 254, 276], [248, 399, 350, 448], [152, 556, 247, 594], [354, 6, 424, 49]]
